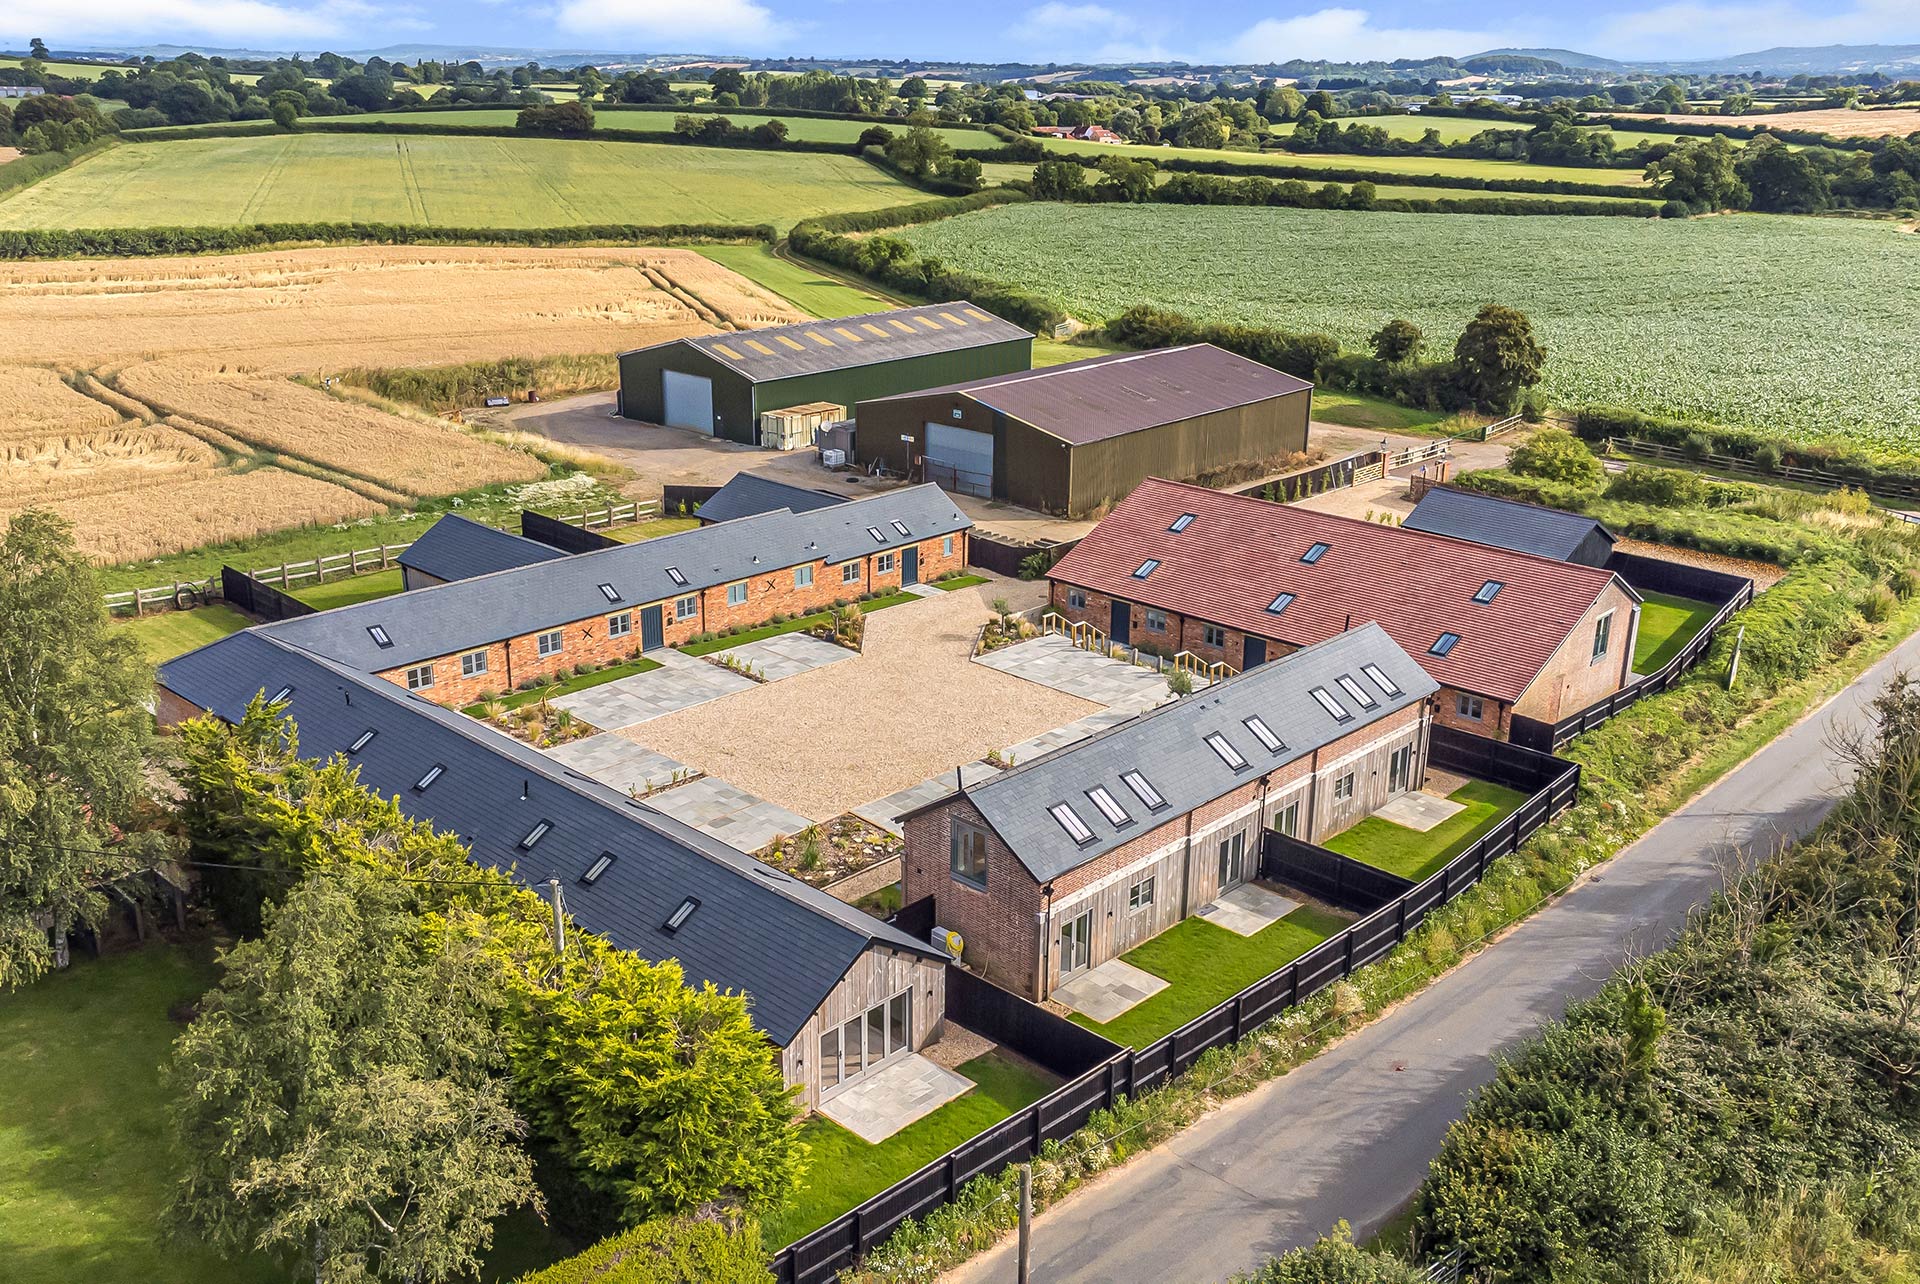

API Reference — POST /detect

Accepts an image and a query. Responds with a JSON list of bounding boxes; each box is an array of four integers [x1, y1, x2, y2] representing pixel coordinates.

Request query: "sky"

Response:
[[4, 0, 1917, 66]]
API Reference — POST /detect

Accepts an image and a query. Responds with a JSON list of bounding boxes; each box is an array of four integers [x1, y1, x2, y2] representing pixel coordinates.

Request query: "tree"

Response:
[[1738, 138, 1830, 213], [169, 869, 538, 1283], [884, 125, 952, 178], [1508, 428, 1603, 489], [899, 75, 929, 102], [1304, 89, 1338, 118], [1646, 135, 1748, 211], [516, 101, 595, 136], [29, 37, 50, 60], [750, 119, 788, 145], [1030, 158, 1089, 201], [0, 511, 163, 988], [1453, 305, 1547, 414], [708, 67, 745, 98], [1369, 318, 1424, 364], [1094, 155, 1156, 202], [270, 98, 300, 130]]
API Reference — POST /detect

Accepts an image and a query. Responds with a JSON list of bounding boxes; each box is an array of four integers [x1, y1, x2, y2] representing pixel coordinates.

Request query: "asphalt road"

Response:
[[949, 628, 1920, 1284]]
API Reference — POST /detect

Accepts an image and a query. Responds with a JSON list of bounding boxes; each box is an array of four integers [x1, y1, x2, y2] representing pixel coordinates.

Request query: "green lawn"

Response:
[[0, 945, 282, 1284], [680, 611, 836, 656], [1032, 336, 1124, 368], [463, 656, 663, 713], [113, 604, 250, 665], [935, 575, 989, 591], [1324, 781, 1529, 882], [604, 516, 701, 543], [1311, 389, 1459, 434], [288, 567, 403, 611], [0, 135, 924, 232], [697, 243, 889, 318], [1634, 591, 1719, 673], [1069, 905, 1351, 1049], [759, 1051, 1057, 1249]]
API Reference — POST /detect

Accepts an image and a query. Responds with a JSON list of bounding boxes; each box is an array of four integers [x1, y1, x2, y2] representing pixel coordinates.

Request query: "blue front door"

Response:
[[1244, 636, 1267, 668], [640, 605, 664, 651], [902, 547, 919, 586], [1110, 600, 1131, 645]]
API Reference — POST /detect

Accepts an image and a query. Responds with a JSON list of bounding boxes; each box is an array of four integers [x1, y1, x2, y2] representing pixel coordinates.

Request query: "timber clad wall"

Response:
[[780, 946, 948, 1111]]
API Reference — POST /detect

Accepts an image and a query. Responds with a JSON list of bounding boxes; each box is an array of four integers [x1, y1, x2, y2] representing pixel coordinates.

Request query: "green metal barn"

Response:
[[617, 303, 1034, 446]]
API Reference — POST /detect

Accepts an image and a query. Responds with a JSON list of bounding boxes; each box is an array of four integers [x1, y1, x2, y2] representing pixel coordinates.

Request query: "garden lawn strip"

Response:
[[288, 567, 403, 611], [1633, 591, 1718, 672], [935, 575, 990, 591], [1311, 389, 1458, 433], [467, 657, 663, 713], [679, 611, 838, 657], [113, 603, 250, 665], [603, 516, 701, 543], [1322, 781, 1529, 882]]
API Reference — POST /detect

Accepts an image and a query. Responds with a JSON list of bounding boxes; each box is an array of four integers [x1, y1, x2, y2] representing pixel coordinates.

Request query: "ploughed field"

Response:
[[0, 134, 924, 231], [894, 203, 1920, 447]]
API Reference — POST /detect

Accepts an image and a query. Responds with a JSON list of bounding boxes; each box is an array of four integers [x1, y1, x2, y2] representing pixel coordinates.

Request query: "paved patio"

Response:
[[1375, 791, 1467, 833], [1052, 958, 1170, 1023], [1198, 884, 1302, 938], [819, 1053, 974, 1143], [544, 734, 692, 795], [721, 632, 855, 682], [640, 776, 812, 851], [854, 759, 1003, 836], [551, 648, 756, 730], [974, 635, 1177, 714]]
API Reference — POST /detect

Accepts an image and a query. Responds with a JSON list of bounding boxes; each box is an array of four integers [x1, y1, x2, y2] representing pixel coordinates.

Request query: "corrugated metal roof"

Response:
[[958, 625, 1436, 882], [858, 345, 1312, 445], [1049, 478, 1633, 705], [696, 473, 849, 525], [256, 485, 969, 672], [157, 631, 940, 1046], [396, 514, 568, 584], [1402, 487, 1616, 563], [624, 303, 1032, 384]]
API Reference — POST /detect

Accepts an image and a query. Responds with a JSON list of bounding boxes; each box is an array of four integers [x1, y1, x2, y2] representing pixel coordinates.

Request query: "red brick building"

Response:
[[899, 625, 1438, 999], [1046, 478, 1642, 741]]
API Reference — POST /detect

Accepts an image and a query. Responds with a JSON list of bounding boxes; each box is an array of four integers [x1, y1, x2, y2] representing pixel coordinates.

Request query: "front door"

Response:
[[1109, 600, 1131, 645], [1388, 742, 1414, 793], [1217, 831, 1247, 893], [1244, 636, 1268, 669], [901, 546, 919, 586], [1059, 909, 1092, 978], [640, 604, 664, 651]]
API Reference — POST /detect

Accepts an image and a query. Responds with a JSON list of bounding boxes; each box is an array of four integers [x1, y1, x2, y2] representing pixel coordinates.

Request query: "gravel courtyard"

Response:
[[621, 579, 1100, 821]]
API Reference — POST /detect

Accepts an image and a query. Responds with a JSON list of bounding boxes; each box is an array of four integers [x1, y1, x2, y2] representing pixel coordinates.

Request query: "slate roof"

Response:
[[624, 303, 1032, 384], [857, 345, 1312, 446], [1048, 478, 1636, 706], [951, 625, 1436, 881], [249, 485, 969, 673], [1403, 487, 1616, 563], [157, 630, 941, 1046], [396, 514, 568, 584], [697, 473, 849, 525]]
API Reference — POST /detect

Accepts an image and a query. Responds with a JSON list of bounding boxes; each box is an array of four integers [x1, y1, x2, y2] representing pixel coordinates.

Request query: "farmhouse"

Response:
[[1031, 124, 1125, 143], [898, 625, 1437, 1000], [154, 630, 949, 1112], [694, 472, 848, 525], [396, 512, 567, 589], [1047, 479, 1642, 740], [617, 302, 1033, 445], [852, 345, 1312, 514], [1403, 486, 1618, 567]]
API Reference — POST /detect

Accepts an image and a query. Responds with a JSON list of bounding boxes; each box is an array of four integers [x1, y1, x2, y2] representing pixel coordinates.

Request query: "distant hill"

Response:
[[1469, 47, 1629, 72], [1666, 44, 1920, 75]]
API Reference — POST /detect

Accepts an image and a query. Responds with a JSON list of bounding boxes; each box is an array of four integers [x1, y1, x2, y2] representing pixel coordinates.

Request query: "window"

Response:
[[367, 625, 393, 648], [1301, 542, 1329, 564], [348, 729, 376, 753], [414, 764, 444, 792], [1244, 715, 1284, 753], [1086, 786, 1130, 827], [1133, 559, 1159, 579], [891, 520, 911, 537], [537, 630, 564, 657], [727, 582, 748, 607], [1430, 632, 1460, 657], [666, 566, 687, 587], [405, 664, 435, 690], [1273, 800, 1300, 837], [1362, 662, 1402, 696], [1457, 692, 1484, 720], [269, 685, 293, 704], [1474, 580, 1503, 604], [877, 552, 896, 574], [1334, 772, 1356, 801], [1128, 877, 1156, 911], [940, 535, 953, 557], [1121, 770, 1167, 811], [662, 896, 699, 933], [1050, 802, 1096, 845], [519, 819, 552, 850], [598, 583, 620, 603], [1267, 592, 1294, 615], [461, 650, 488, 678], [1310, 687, 1350, 722], [867, 526, 886, 542], [1592, 611, 1614, 661], [1067, 588, 1088, 610], [839, 561, 860, 584], [1203, 623, 1227, 648], [1169, 513, 1196, 533], [951, 822, 989, 888], [581, 852, 615, 885], [795, 564, 814, 589], [1144, 608, 1168, 632], [1205, 732, 1248, 770], [608, 611, 632, 638], [1337, 674, 1378, 708]]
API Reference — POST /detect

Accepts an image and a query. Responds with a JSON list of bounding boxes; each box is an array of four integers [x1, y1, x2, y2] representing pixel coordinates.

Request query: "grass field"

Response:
[[1311, 389, 1458, 432], [1347, 112, 1688, 150], [341, 107, 987, 147], [1634, 592, 1719, 672], [895, 204, 1920, 447], [697, 243, 889, 317], [1324, 781, 1528, 882], [1034, 135, 1649, 187], [0, 135, 924, 232]]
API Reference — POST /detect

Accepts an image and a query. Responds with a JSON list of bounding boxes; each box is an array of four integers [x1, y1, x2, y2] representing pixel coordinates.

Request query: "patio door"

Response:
[[1059, 909, 1092, 978], [1217, 831, 1247, 894], [1388, 743, 1414, 793], [818, 989, 912, 1096]]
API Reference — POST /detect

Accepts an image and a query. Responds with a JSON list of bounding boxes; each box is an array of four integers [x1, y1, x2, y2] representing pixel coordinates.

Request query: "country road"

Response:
[[949, 628, 1920, 1284]]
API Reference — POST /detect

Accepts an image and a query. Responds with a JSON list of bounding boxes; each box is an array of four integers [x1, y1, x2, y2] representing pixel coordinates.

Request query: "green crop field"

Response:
[[975, 161, 1652, 207], [0, 135, 924, 231], [1033, 135, 1649, 186], [1347, 113, 1684, 150], [318, 107, 987, 146], [895, 203, 1920, 447]]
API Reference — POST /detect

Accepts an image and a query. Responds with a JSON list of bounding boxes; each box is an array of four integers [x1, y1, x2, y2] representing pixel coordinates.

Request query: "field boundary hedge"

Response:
[[1133, 171, 1656, 217], [1571, 404, 1920, 489], [122, 118, 873, 156], [0, 135, 117, 200], [0, 221, 775, 260]]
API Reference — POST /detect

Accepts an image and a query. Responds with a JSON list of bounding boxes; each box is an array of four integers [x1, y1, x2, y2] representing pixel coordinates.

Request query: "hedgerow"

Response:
[[511, 1215, 771, 1284], [1572, 404, 1920, 493], [0, 135, 115, 199], [0, 221, 773, 260]]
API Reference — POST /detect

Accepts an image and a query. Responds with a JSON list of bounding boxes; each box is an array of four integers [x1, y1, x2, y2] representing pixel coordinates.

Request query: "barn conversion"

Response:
[[618, 303, 1033, 445], [899, 625, 1436, 1000], [396, 513, 567, 589], [1047, 479, 1642, 740], [694, 472, 848, 525], [1403, 486, 1618, 567], [852, 345, 1313, 515]]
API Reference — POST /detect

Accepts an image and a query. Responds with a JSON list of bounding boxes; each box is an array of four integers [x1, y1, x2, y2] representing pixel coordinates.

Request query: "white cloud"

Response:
[[1006, 2, 1185, 63], [1225, 7, 1515, 63], [5, 0, 388, 46], [552, 0, 800, 51], [1593, 0, 1920, 59]]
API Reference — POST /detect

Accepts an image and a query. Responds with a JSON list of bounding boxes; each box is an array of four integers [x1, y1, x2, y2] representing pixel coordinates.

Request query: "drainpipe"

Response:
[[1304, 743, 1323, 842], [1038, 882, 1055, 1001], [1178, 811, 1195, 918]]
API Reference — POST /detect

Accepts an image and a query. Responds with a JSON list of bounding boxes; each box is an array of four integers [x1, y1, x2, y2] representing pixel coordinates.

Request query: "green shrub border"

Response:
[[0, 136, 117, 200], [1572, 404, 1920, 493], [0, 220, 774, 261]]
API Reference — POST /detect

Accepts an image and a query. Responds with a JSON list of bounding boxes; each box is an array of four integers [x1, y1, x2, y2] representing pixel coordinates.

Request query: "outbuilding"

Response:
[[851, 345, 1312, 515], [617, 303, 1034, 446], [1403, 486, 1618, 567]]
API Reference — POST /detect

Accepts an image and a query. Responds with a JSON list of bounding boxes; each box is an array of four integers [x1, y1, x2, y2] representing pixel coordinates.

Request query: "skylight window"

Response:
[[581, 852, 615, 885], [1133, 559, 1160, 579], [1121, 770, 1167, 811], [1205, 732, 1248, 770], [1473, 580, 1503, 604], [1431, 632, 1460, 657], [348, 729, 376, 753], [1337, 675, 1378, 709], [413, 764, 444, 792], [891, 520, 911, 537], [1050, 802, 1096, 845], [1169, 513, 1196, 533], [1301, 542, 1330, 564], [665, 566, 688, 587], [598, 583, 620, 603], [269, 685, 293, 704], [519, 820, 552, 850], [1310, 686, 1352, 722], [1086, 786, 1131, 827], [1362, 663, 1403, 697], [867, 526, 887, 542], [662, 896, 699, 934], [1243, 716, 1284, 753], [1267, 592, 1295, 615], [367, 625, 393, 648]]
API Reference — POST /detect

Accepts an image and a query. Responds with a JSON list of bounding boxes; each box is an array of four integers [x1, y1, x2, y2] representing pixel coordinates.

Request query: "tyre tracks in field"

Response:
[[394, 139, 431, 224], [486, 137, 587, 225], [237, 135, 298, 225]]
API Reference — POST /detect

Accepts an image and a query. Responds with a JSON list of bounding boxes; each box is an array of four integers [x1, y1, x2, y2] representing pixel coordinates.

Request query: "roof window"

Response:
[[1301, 543, 1329, 564], [1133, 558, 1160, 579], [367, 625, 393, 648], [413, 764, 444, 792], [666, 566, 688, 587], [348, 729, 376, 753], [1050, 802, 1096, 845], [598, 583, 620, 603], [867, 526, 886, 542], [662, 896, 700, 933], [1086, 786, 1131, 827], [1310, 686, 1352, 722], [519, 820, 552, 850], [891, 520, 911, 537], [1121, 770, 1167, 811], [1243, 716, 1284, 753], [1205, 732, 1248, 770], [1474, 580, 1503, 604], [581, 852, 615, 885], [1267, 592, 1294, 615], [1361, 663, 1402, 697], [269, 685, 293, 704], [1431, 632, 1460, 657], [1337, 675, 1378, 709], [1169, 513, 1196, 533]]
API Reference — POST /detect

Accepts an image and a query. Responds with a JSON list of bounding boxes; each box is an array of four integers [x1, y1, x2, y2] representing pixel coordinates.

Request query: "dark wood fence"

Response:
[[520, 509, 619, 555], [219, 566, 314, 622], [1262, 834, 1411, 913], [1607, 549, 1752, 607], [1610, 436, 1920, 506], [661, 483, 722, 516], [968, 533, 1077, 579]]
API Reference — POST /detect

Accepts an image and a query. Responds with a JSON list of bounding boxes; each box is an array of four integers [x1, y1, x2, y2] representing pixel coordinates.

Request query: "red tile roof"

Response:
[[1048, 478, 1631, 704]]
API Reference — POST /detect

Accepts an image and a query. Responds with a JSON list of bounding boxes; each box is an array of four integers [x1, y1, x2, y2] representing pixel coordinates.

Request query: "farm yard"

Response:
[[894, 203, 1920, 447], [0, 134, 925, 231]]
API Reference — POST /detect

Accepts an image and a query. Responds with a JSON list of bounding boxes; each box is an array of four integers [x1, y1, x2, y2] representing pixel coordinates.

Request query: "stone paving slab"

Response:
[[720, 632, 856, 682], [904, 583, 944, 598], [1053, 958, 1169, 1024], [543, 735, 692, 796], [1375, 790, 1466, 834], [639, 775, 811, 852], [1001, 708, 1138, 768], [551, 648, 756, 730], [854, 760, 1002, 836], [820, 1053, 973, 1144], [1198, 883, 1302, 938], [974, 636, 1173, 714]]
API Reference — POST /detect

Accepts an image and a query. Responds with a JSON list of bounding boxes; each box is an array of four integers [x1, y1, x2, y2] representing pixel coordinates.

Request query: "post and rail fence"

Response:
[[1607, 436, 1920, 509]]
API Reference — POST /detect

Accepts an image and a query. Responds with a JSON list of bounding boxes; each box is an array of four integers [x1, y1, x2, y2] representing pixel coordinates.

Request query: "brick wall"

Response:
[[1432, 686, 1512, 739], [155, 683, 206, 731], [903, 796, 1040, 996]]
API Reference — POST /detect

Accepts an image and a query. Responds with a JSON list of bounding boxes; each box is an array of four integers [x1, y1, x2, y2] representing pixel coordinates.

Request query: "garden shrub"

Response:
[[1604, 464, 1708, 508], [1508, 428, 1603, 488], [512, 1214, 771, 1284]]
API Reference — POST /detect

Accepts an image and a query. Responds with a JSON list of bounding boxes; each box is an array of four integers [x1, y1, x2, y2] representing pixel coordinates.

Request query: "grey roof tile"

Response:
[[696, 474, 849, 524]]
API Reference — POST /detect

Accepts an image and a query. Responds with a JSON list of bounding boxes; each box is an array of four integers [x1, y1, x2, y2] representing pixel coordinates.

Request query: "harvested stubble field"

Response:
[[1593, 106, 1920, 140], [896, 203, 1920, 448]]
